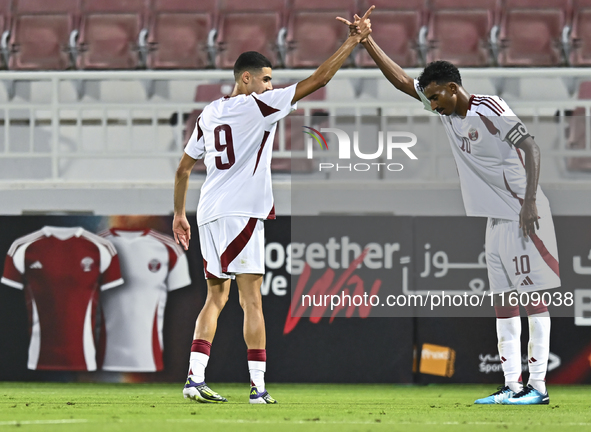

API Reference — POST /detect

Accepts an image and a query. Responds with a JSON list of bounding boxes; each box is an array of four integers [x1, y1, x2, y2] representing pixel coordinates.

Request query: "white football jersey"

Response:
[[414, 80, 550, 220], [98, 229, 191, 372], [185, 84, 298, 226]]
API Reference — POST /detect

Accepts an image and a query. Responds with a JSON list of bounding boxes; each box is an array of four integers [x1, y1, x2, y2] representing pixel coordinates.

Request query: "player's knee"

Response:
[[239, 294, 262, 311]]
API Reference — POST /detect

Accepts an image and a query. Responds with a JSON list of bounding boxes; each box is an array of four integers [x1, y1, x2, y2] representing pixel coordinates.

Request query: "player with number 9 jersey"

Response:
[[184, 83, 297, 226]]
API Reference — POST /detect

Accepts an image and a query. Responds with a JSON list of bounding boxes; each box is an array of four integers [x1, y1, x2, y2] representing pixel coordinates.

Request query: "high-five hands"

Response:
[[336, 5, 374, 43]]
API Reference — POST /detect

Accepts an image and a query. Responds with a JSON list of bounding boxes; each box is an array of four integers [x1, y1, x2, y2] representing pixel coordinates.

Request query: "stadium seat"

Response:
[[497, 0, 570, 66], [215, 0, 285, 69], [8, 0, 79, 70], [285, 0, 355, 68], [570, 0, 591, 65], [566, 81, 591, 172], [356, 0, 425, 68], [147, 0, 216, 69], [77, 0, 149, 69], [426, 0, 499, 67]]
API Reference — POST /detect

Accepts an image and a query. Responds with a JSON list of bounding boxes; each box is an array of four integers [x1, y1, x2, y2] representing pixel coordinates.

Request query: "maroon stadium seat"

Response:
[[285, 0, 356, 68], [498, 0, 570, 66], [571, 0, 591, 65], [77, 0, 149, 69], [147, 0, 216, 69], [215, 0, 285, 69], [426, 0, 499, 67], [8, 0, 79, 70], [356, 0, 425, 68], [566, 81, 591, 172]]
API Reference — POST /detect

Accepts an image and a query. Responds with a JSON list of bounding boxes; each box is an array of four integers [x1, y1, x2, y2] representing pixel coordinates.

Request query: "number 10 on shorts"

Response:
[[512, 255, 530, 275]]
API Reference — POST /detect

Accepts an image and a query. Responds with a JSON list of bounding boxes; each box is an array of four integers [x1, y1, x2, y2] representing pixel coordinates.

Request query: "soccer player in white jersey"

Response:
[[339, 13, 557, 405], [172, 7, 374, 404]]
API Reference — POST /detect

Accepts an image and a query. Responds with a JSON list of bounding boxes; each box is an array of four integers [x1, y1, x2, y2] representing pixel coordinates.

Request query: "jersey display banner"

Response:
[[185, 84, 298, 226], [98, 229, 191, 372], [1, 226, 123, 371]]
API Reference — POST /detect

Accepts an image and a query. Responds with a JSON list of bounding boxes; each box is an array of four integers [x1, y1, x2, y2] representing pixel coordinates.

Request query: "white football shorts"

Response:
[[485, 205, 561, 293], [198, 216, 265, 279]]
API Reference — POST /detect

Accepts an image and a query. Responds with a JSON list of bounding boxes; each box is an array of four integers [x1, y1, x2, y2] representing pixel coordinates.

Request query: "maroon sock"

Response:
[[247, 349, 266, 362], [191, 339, 212, 356]]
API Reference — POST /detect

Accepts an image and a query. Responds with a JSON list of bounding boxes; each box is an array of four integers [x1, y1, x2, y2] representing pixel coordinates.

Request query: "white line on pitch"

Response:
[[0, 419, 88, 426]]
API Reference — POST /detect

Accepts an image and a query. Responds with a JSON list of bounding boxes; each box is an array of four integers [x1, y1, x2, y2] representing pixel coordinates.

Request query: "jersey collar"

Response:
[[42, 226, 84, 240], [109, 228, 151, 236]]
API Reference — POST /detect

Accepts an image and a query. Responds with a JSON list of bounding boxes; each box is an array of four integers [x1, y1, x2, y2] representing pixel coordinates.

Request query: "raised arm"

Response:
[[291, 5, 374, 104], [338, 9, 420, 101], [361, 35, 420, 101]]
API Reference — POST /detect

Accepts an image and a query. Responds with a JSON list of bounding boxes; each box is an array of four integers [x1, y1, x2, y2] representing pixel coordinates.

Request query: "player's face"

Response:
[[247, 67, 273, 94], [423, 82, 458, 116]]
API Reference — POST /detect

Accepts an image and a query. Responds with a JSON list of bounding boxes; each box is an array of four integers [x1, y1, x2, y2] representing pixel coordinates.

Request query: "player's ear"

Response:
[[241, 71, 251, 85], [449, 82, 458, 94]]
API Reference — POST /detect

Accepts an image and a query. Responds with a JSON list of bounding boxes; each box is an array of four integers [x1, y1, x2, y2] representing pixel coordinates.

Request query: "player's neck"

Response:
[[230, 83, 248, 97], [454, 87, 472, 117]]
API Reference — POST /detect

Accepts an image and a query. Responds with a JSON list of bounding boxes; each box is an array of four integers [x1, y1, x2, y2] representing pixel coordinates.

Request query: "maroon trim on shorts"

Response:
[[253, 130, 271, 175], [220, 218, 258, 273], [247, 349, 266, 362], [203, 259, 218, 279], [191, 339, 211, 356], [529, 232, 560, 277], [267, 204, 276, 220], [253, 96, 280, 117]]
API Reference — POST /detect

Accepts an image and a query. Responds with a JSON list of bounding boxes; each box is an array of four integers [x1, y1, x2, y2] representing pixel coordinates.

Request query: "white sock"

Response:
[[248, 360, 266, 392], [497, 316, 523, 391], [527, 313, 551, 394], [189, 352, 209, 383]]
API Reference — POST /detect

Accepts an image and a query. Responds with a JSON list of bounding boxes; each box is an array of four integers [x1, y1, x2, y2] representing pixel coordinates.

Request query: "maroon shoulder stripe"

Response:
[[473, 100, 504, 116], [472, 96, 504, 113], [253, 131, 271, 175], [253, 96, 280, 117], [220, 218, 258, 272]]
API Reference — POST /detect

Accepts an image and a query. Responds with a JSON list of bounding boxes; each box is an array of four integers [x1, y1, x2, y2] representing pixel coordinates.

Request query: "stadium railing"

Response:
[[0, 69, 590, 184]]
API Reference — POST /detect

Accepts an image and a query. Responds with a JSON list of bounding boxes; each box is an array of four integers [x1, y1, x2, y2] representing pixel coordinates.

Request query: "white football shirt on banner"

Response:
[[414, 80, 550, 220], [98, 229, 191, 372], [184, 84, 298, 226], [1, 226, 123, 371]]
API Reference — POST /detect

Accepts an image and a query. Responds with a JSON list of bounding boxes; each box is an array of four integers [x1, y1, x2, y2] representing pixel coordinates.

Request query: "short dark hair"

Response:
[[233, 51, 272, 81], [417, 61, 462, 91]]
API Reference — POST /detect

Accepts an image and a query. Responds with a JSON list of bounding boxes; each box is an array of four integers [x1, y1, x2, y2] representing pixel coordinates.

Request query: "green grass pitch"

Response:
[[1, 383, 590, 431]]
